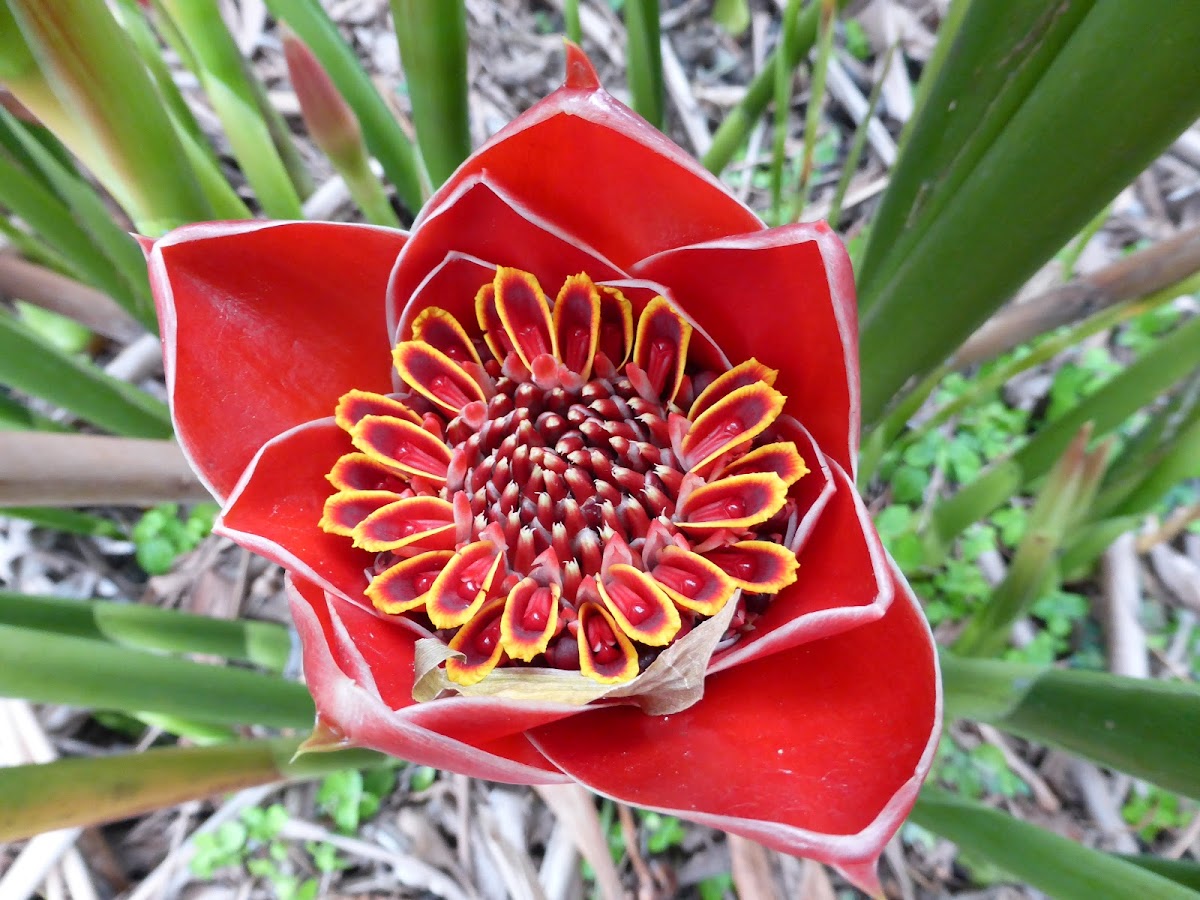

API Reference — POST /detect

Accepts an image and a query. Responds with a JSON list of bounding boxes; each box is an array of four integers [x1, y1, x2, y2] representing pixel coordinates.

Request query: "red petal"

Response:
[[650, 546, 737, 616], [689, 358, 777, 421], [319, 489, 402, 536], [327, 452, 406, 492], [393, 342, 486, 414], [352, 496, 456, 552], [149, 221, 407, 499], [365, 550, 452, 614], [701, 540, 798, 593], [351, 414, 451, 482], [530, 561, 940, 875], [425, 45, 761, 270], [631, 296, 691, 404], [474, 281, 513, 363], [425, 540, 504, 629], [411, 306, 482, 366], [216, 419, 374, 605], [500, 578, 561, 661], [446, 597, 507, 686], [334, 389, 422, 432], [721, 442, 808, 486], [597, 564, 681, 646], [390, 177, 625, 344], [676, 473, 789, 530], [493, 267, 555, 368], [679, 382, 786, 472], [709, 460, 891, 671], [288, 578, 573, 784], [631, 224, 860, 476], [596, 285, 633, 368], [553, 274, 602, 378], [576, 602, 639, 684]]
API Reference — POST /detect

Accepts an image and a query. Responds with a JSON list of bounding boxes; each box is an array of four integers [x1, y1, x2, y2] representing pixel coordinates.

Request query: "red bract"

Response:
[[146, 47, 939, 893]]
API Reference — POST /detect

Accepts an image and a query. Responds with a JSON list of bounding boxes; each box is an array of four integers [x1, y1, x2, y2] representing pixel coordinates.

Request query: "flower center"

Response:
[[320, 267, 808, 688]]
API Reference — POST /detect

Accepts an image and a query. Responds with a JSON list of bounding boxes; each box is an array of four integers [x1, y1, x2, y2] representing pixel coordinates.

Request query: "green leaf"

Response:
[[911, 789, 1200, 900], [0, 737, 386, 842], [934, 312, 1200, 548], [943, 653, 1200, 799], [159, 0, 303, 219], [0, 309, 172, 437], [1118, 856, 1200, 891], [0, 590, 291, 672], [711, 0, 749, 36], [857, 2, 1200, 424], [390, 0, 471, 188], [7, 0, 213, 234], [0, 506, 122, 537], [623, 0, 664, 130], [1, 106, 157, 327], [0, 623, 313, 729]]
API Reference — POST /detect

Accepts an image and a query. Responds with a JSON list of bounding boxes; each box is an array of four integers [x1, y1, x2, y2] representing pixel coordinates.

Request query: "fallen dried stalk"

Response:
[[728, 834, 779, 899], [0, 433, 209, 506], [0, 253, 144, 344], [1099, 532, 1149, 680], [280, 818, 475, 900], [616, 803, 656, 898], [533, 784, 623, 900], [952, 223, 1200, 368]]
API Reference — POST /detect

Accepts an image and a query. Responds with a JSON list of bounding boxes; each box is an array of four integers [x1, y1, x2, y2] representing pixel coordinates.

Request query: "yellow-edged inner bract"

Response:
[[321, 267, 809, 686]]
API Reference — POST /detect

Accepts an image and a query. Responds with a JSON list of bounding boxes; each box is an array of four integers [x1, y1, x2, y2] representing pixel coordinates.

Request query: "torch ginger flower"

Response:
[[146, 47, 940, 892]]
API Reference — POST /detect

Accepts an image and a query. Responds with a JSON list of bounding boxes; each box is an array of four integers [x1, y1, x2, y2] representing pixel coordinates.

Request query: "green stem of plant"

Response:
[[1059, 201, 1112, 279], [390, 0, 471, 189], [624, 0, 664, 130], [343, 156, 402, 228], [828, 44, 894, 230], [790, 0, 837, 221], [769, 0, 802, 218], [564, 0, 582, 44], [703, 0, 848, 174]]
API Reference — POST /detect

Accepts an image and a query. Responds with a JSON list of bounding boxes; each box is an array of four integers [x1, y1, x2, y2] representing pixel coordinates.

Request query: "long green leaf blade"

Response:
[[6, 0, 212, 234], [0, 591, 291, 672], [0, 310, 171, 437], [943, 653, 1200, 799], [934, 312, 1200, 545], [858, 2, 1200, 424], [390, 0, 471, 188], [911, 789, 1200, 900], [0, 624, 314, 729], [160, 0, 303, 219]]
